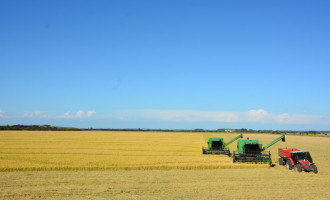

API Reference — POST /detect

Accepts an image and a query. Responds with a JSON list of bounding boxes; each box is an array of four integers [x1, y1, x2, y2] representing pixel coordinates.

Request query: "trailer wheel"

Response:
[[286, 160, 293, 170], [311, 164, 318, 174], [295, 164, 302, 172], [278, 158, 284, 165]]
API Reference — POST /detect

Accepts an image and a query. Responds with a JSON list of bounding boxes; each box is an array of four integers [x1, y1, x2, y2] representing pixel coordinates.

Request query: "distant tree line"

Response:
[[233, 128, 326, 136], [0, 125, 79, 131], [82, 128, 327, 135]]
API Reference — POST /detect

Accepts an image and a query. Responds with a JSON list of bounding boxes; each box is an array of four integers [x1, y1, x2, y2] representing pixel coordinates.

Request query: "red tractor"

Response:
[[278, 148, 318, 174]]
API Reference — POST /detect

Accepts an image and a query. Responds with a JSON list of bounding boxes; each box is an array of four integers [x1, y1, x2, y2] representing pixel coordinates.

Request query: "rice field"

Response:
[[1, 131, 330, 199], [0, 131, 269, 171]]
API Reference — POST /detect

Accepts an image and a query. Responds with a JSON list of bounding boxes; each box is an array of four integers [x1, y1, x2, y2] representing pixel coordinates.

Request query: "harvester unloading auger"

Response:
[[202, 134, 243, 156], [232, 135, 285, 166]]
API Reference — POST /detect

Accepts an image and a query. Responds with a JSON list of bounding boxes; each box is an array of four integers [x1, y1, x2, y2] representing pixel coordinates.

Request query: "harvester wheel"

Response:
[[286, 160, 293, 170], [311, 164, 318, 174], [278, 158, 284, 165], [295, 164, 302, 172]]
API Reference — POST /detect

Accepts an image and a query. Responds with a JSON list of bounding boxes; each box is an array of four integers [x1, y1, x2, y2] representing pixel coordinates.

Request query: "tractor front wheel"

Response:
[[286, 160, 293, 170], [295, 164, 302, 172], [311, 164, 318, 174]]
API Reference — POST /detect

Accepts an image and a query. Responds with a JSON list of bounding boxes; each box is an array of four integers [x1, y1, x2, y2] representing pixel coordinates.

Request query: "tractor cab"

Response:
[[291, 151, 313, 163], [290, 151, 316, 172]]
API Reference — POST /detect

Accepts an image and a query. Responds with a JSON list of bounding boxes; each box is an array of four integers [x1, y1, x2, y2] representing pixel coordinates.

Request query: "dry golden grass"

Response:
[[1, 131, 330, 199]]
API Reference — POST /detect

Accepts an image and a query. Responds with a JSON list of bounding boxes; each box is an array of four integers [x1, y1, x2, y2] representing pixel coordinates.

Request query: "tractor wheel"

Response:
[[286, 160, 293, 170], [311, 164, 318, 174], [278, 158, 284, 165], [295, 164, 302, 172]]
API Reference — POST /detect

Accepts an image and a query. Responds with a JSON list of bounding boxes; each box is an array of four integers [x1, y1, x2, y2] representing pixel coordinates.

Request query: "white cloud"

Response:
[[0, 109, 97, 120], [115, 109, 329, 125], [0, 110, 6, 118], [273, 113, 319, 124], [76, 110, 84, 118], [22, 111, 49, 118], [60, 111, 73, 119], [86, 110, 96, 117], [59, 110, 96, 119], [246, 109, 271, 122]]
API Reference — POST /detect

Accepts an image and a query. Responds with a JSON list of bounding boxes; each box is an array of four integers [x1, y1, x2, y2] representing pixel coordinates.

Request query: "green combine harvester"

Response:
[[202, 134, 243, 155], [232, 135, 285, 165]]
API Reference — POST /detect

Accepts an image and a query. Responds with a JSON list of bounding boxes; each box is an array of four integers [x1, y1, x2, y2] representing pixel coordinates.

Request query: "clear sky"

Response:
[[1, 0, 330, 130]]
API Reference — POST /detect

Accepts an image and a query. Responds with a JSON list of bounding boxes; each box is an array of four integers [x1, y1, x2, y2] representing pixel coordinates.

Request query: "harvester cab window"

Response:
[[211, 141, 222, 150], [244, 144, 261, 154]]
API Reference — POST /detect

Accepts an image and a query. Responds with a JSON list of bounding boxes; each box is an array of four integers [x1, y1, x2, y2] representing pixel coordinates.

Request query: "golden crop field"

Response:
[[1, 131, 330, 199]]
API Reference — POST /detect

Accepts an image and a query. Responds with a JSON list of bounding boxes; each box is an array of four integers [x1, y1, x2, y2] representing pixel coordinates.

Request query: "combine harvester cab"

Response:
[[278, 148, 318, 174], [202, 134, 243, 156], [232, 135, 285, 166]]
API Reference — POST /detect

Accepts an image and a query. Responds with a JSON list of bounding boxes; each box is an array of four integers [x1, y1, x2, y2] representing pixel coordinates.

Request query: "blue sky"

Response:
[[1, 0, 330, 130]]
